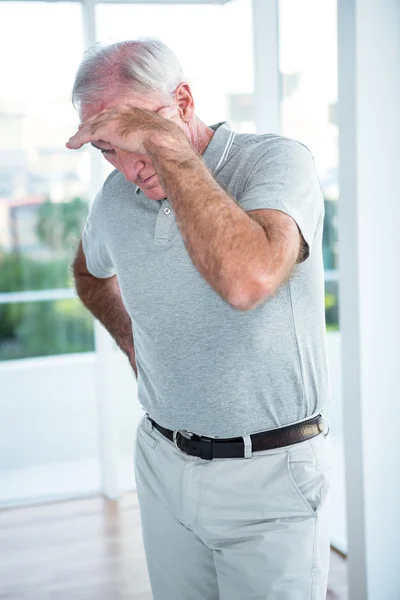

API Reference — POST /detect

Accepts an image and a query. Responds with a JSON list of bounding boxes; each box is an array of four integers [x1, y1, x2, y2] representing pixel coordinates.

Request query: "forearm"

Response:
[[150, 145, 271, 309], [74, 274, 137, 376]]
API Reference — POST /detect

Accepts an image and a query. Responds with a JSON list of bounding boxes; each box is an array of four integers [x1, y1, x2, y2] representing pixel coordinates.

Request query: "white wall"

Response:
[[0, 334, 347, 552], [0, 353, 141, 506]]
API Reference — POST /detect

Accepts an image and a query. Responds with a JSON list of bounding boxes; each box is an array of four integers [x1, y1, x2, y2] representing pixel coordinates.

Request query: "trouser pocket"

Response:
[[286, 433, 332, 517]]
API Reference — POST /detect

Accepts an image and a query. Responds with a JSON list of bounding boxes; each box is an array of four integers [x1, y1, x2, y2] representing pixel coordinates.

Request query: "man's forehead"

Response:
[[80, 93, 161, 122]]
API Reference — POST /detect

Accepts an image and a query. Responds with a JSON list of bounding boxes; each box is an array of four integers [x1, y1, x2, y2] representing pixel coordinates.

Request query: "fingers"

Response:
[[66, 129, 93, 149], [66, 113, 111, 149], [67, 121, 106, 148], [65, 104, 176, 152]]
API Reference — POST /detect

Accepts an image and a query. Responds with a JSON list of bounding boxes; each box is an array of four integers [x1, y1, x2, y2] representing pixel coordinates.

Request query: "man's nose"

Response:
[[117, 150, 145, 182]]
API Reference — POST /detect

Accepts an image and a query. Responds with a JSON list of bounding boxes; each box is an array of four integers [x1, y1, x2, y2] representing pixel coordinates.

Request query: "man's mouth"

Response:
[[141, 174, 157, 185]]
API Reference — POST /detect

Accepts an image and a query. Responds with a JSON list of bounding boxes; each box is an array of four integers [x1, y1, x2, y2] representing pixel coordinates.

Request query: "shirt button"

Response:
[[163, 207, 171, 215]]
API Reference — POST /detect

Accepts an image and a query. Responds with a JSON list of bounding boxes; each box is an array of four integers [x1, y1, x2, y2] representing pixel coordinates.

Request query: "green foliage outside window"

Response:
[[325, 282, 339, 332], [0, 299, 94, 361], [0, 197, 94, 361], [36, 197, 89, 254]]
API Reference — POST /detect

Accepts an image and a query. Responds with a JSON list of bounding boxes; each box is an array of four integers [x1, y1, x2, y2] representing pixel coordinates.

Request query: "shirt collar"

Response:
[[201, 121, 236, 173]]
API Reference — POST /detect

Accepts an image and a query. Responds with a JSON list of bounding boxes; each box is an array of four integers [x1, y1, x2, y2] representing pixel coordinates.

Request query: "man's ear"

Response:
[[174, 83, 194, 122]]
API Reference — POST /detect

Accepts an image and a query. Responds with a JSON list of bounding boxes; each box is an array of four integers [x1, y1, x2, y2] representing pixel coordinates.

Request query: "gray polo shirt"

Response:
[[82, 121, 330, 438]]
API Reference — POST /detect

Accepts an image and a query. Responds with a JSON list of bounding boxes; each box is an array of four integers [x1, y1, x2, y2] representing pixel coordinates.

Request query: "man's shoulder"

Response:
[[231, 130, 312, 162], [92, 169, 136, 217], [99, 169, 139, 205], [102, 168, 126, 193], [225, 131, 315, 182]]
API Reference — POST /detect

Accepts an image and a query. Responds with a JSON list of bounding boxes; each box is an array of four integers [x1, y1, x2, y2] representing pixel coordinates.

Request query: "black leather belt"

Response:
[[148, 415, 324, 460]]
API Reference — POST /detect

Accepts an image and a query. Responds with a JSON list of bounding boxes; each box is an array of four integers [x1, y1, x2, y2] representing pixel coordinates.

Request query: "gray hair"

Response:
[[72, 38, 186, 112]]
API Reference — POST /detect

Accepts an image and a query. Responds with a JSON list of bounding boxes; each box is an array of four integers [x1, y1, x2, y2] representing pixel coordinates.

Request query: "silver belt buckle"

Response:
[[173, 429, 193, 450]]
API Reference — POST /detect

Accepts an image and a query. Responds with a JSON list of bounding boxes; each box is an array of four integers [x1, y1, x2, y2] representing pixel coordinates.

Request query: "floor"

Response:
[[0, 494, 348, 599]]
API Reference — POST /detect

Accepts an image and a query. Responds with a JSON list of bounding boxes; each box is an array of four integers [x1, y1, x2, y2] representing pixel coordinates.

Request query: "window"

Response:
[[0, 2, 94, 359], [279, 0, 339, 330]]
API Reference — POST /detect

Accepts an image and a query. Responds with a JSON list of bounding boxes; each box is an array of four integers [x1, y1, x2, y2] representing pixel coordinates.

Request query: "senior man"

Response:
[[68, 38, 333, 600]]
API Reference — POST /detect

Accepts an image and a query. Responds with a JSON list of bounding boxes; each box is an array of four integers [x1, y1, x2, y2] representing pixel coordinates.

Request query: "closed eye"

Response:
[[90, 142, 115, 154]]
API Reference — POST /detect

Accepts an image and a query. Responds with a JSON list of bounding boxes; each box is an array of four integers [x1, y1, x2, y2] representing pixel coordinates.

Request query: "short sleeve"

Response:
[[238, 138, 324, 260], [81, 190, 116, 279]]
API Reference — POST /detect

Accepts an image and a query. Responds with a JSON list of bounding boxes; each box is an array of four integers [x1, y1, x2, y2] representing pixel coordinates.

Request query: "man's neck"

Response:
[[188, 116, 215, 155]]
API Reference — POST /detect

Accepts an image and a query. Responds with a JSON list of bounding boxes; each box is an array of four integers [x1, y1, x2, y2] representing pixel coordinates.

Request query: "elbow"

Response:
[[226, 272, 273, 311]]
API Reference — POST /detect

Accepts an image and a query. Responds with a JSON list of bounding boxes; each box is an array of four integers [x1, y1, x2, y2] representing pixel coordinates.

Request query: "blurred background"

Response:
[[0, 1, 398, 599]]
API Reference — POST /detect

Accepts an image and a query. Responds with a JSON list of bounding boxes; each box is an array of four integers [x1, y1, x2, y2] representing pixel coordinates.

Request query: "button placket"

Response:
[[154, 200, 175, 246]]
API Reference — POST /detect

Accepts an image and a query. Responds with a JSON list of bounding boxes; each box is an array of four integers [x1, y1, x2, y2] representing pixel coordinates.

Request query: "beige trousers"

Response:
[[134, 413, 333, 600]]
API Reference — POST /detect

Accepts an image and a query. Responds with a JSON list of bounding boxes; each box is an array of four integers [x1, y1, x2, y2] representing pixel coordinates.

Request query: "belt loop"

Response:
[[243, 434, 253, 458]]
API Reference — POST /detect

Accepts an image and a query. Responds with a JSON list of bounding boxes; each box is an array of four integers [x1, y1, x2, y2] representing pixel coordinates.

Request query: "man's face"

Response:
[[81, 94, 173, 201]]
